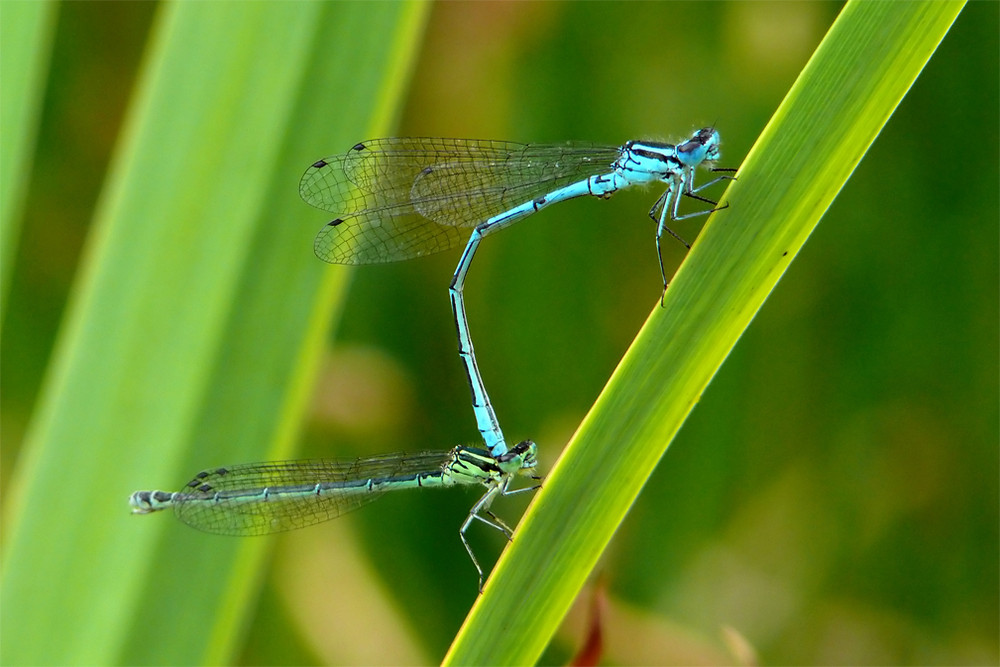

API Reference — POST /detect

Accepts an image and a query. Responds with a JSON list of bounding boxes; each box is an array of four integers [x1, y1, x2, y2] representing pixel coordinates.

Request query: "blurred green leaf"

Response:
[[0, 0, 57, 322], [444, 2, 966, 664], [0, 2, 427, 665]]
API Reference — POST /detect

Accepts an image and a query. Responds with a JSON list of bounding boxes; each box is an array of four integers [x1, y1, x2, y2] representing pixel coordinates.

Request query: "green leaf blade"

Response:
[[444, 2, 966, 664], [0, 2, 429, 665]]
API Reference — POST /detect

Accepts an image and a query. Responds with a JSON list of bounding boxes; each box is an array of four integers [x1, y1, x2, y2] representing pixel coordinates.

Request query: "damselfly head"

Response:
[[676, 127, 721, 167], [507, 439, 538, 472]]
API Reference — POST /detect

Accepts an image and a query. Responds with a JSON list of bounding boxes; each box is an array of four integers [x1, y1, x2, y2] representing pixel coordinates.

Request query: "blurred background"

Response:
[[2, 1, 996, 665]]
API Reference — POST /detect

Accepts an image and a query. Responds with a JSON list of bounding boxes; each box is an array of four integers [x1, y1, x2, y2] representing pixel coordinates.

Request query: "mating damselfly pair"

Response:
[[130, 127, 734, 589]]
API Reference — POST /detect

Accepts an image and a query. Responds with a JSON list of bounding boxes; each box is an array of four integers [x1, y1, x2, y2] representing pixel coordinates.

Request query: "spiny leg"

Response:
[[460, 483, 505, 592], [648, 187, 692, 250], [681, 171, 737, 209], [654, 168, 735, 303], [458, 470, 542, 593], [688, 167, 738, 196]]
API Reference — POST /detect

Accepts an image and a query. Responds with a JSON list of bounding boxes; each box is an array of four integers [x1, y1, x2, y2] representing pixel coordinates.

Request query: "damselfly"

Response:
[[130, 440, 538, 590], [300, 128, 734, 457]]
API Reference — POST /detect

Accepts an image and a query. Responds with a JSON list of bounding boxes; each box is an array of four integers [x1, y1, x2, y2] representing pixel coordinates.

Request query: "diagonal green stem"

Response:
[[444, 1, 966, 664]]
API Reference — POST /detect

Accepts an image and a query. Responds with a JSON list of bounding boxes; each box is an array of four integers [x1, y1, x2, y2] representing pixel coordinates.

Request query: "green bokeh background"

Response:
[[2, 2, 996, 665]]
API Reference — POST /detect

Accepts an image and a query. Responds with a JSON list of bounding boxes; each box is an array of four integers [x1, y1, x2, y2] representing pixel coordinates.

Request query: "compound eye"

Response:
[[678, 139, 699, 156]]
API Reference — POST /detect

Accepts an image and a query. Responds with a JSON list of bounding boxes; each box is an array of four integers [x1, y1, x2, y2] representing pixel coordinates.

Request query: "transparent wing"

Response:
[[300, 138, 622, 264], [171, 450, 455, 536]]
